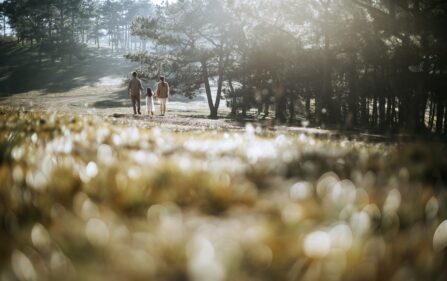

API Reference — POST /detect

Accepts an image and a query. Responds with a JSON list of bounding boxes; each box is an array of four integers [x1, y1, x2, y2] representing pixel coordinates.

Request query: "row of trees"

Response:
[[128, 0, 447, 134], [1, 0, 154, 62]]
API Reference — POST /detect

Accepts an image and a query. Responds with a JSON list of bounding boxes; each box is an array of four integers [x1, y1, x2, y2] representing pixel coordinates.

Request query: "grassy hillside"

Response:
[[0, 40, 135, 96]]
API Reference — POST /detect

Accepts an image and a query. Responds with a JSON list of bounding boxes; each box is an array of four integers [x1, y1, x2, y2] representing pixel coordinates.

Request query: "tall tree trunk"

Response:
[[214, 70, 223, 117], [372, 96, 378, 127], [361, 95, 368, 125], [386, 95, 393, 127], [212, 44, 228, 119], [289, 95, 295, 123], [306, 96, 311, 120], [229, 80, 237, 116], [96, 18, 100, 48], [379, 95, 385, 128], [69, 11, 75, 65], [436, 99, 445, 134], [275, 86, 287, 123], [257, 102, 263, 116], [125, 24, 128, 51], [428, 99, 435, 131], [419, 87, 429, 130], [399, 94, 409, 128], [391, 96, 398, 127], [59, 1, 65, 62], [321, 34, 332, 124], [319, 1, 334, 124], [420, 91, 429, 130], [315, 94, 322, 123], [347, 53, 358, 127], [275, 97, 287, 123], [201, 60, 216, 117], [444, 103, 447, 134], [264, 100, 270, 116]]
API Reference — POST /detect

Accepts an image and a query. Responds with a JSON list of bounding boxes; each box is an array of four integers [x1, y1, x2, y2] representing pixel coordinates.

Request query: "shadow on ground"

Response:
[[92, 90, 131, 108], [0, 40, 136, 96]]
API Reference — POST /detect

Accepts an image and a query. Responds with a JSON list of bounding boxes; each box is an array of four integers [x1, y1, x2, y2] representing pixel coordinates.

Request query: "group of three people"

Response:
[[128, 71, 170, 116]]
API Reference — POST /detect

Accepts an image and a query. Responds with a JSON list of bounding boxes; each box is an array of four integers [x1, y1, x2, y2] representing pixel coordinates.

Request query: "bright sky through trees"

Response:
[[151, 0, 174, 5]]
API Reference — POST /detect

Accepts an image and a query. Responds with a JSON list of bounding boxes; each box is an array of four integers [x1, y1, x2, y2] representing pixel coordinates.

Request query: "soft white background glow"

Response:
[[151, 0, 173, 5]]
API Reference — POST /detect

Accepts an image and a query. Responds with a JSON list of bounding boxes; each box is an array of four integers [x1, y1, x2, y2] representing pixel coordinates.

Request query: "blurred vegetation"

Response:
[[0, 107, 446, 281]]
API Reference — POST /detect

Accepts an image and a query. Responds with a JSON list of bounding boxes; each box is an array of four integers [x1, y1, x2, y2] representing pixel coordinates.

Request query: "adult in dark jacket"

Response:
[[128, 71, 144, 115]]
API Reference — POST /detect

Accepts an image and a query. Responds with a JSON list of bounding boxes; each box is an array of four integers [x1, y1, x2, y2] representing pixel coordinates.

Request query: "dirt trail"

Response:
[[0, 78, 243, 131]]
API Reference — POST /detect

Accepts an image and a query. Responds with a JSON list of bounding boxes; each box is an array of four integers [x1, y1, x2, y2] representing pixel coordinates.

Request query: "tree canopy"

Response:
[[126, 0, 447, 133], [2, 0, 446, 134], [2, 0, 153, 61]]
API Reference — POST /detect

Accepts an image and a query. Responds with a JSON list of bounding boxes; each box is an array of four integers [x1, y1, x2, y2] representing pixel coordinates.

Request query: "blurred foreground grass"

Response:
[[1, 107, 447, 281]]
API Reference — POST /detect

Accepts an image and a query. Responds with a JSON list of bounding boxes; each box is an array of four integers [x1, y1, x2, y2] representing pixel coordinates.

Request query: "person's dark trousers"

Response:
[[131, 95, 141, 114]]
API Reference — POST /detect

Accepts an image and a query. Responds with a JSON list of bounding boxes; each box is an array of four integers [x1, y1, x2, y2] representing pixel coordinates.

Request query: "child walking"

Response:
[[145, 87, 155, 116]]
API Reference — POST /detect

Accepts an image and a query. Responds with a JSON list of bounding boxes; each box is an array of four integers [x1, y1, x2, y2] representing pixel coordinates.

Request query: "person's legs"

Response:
[[151, 98, 155, 115], [136, 97, 141, 114], [148, 97, 154, 116], [160, 98, 167, 115], [131, 95, 137, 114], [159, 99, 163, 115]]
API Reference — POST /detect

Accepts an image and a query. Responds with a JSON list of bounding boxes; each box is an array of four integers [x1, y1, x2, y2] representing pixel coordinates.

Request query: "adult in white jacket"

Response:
[[155, 76, 170, 116]]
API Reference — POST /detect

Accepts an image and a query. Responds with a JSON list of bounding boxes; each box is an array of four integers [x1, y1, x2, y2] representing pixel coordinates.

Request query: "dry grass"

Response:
[[1, 107, 447, 281]]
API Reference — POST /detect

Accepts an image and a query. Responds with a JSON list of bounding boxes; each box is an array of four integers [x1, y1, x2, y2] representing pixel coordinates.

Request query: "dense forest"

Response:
[[2, 0, 447, 134], [0, 0, 153, 56]]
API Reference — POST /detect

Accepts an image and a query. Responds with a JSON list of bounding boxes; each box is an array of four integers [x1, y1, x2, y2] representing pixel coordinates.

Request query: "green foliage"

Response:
[[2, 0, 154, 60], [125, 0, 447, 132], [126, 0, 246, 118]]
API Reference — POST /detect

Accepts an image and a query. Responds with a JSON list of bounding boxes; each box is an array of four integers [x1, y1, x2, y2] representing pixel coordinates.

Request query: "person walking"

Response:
[[155, 76, 170, 116], [128, 71, 144, 115], [145, 87, 155, 116]]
